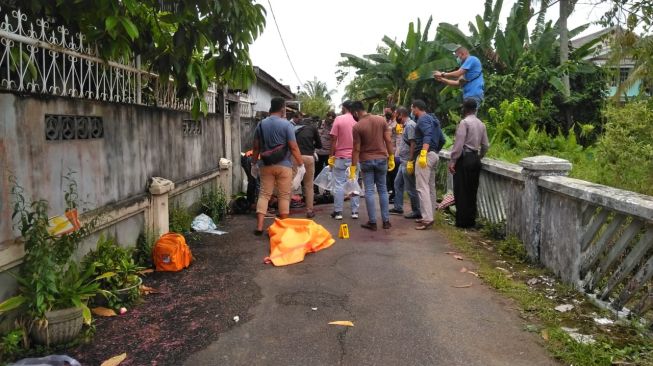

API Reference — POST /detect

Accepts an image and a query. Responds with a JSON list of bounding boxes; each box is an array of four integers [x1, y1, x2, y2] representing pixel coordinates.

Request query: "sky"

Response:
[[249, 0, 611, 108]]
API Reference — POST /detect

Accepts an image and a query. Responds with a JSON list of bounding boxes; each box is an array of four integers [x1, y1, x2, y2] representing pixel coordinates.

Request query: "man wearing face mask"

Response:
[[433, 45, 484, 109], [384, 105, 398, 203], [389, 107, 421, 219], [410, 99, 446, 230]]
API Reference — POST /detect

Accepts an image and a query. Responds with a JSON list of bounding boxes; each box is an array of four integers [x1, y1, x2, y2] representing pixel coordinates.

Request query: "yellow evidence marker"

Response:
[[338, 223, 350, 239]]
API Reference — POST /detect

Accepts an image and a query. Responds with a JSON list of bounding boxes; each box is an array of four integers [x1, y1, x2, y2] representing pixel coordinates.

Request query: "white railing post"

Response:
[[519, 156, 572, 260]]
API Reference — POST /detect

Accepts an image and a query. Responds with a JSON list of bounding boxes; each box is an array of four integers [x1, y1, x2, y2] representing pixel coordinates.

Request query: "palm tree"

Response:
[[338, 17, 456, 111], [300, 77, 336, 101]]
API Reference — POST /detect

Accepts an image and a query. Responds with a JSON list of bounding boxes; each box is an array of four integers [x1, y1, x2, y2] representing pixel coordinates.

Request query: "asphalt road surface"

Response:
[[186, 202, 558, 366]]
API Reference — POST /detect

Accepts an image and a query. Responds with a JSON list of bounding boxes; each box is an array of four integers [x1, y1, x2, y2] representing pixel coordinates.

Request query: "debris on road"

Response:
[[92, 307, 117, 317], [594, 317, 614, 325], [460, 267, 468, 272], [454, 255, 464, 261], [233, 316, 240, 323], [311, 307, 318, 311], [329, 321, 354, 327], [452, 283, 473, 288], [555, 304, 574, 313], [100, 353, 127, 366], [561, 327, 596, 344]]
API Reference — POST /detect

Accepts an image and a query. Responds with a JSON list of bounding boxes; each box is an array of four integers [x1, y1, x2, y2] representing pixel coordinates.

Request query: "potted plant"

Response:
[[83, 235, 145, 309], [0, 175, 103, 346]]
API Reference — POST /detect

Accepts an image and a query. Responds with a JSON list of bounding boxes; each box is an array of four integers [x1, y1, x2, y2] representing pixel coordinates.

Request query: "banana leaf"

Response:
[[407, 58, 457, 82]]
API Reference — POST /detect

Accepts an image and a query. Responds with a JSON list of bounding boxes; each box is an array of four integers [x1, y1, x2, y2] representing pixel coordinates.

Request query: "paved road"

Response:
[[185, 202, 557, 366]]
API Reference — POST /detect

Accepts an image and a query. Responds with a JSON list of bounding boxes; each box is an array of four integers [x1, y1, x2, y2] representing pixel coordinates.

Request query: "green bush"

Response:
[[169, 202, 193, 233], [200, 186, 228, 224], [81, 235, 144, 309], [134, 229, 157, 268], [596, 101, 653, 196]]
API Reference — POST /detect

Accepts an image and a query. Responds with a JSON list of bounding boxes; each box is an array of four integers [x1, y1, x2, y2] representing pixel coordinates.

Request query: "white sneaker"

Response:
[[351, 212, 359, 219], [334, 213, 343, 220]]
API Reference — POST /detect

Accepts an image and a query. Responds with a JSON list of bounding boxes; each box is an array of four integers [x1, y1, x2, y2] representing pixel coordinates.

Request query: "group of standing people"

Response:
[[251, 45, 489, 234]]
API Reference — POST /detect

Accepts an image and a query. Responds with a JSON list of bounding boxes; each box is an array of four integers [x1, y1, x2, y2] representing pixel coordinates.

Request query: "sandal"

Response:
[[415, 221, 434, 230]]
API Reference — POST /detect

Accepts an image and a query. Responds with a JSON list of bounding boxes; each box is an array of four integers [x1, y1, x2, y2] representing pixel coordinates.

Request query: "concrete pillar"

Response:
[[148, 177, 175, 237], [519, 156, 572, 260], [218, 158, 233, 198]]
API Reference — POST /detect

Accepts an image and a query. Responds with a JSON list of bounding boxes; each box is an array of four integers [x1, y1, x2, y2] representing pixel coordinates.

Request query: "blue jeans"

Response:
[[360, 158, 389, 224], [333, 157, 360, 214], [394, 162, 420, 215]]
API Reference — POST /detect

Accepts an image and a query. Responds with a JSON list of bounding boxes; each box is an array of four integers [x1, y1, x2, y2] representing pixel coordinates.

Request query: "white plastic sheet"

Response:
[[344, 179, 362, 196], [10, 355, 81, 366], [191, 214, 227, 235], [292, 165, 306, 191], [314, 166, 334, 191]]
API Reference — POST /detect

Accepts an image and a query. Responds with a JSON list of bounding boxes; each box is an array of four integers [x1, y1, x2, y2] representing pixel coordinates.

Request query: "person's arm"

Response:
[[313, 126, 323, 150], [286, 124, 303, 166], [383, 128, 394, 156], [420, 118, 432, 152], [443, 68, 466, 79], [436, 77, 460, 87], [480, 124, 490, 158], [288, 140, 304, 166]]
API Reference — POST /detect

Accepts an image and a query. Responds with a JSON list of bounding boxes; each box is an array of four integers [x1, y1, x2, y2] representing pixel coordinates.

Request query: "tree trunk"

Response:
[[559, 0, 573, 131]]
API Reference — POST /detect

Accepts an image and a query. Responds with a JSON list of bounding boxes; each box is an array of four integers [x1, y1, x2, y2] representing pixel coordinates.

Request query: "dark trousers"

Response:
[[386, 156, 400, 197], [453, 152, 482, 228]]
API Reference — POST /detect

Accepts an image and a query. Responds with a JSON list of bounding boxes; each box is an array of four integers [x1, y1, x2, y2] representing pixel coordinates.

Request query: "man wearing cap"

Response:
[[433, 46, 484, 108], [449, 98, 490, 228]]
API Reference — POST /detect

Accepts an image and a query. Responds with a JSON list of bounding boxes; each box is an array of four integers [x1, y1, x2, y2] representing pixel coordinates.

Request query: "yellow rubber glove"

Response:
[[406, 160, 415, 175], [418, 149, 428, 168], [348, 165, 357, 180], [395, 124, 404, 134], [387, 154, 396, 172], [328, 156, 335, 169]]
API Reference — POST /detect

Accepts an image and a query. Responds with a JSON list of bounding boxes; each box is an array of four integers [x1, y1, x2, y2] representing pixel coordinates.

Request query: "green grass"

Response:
[[435, 212, 653, 366]]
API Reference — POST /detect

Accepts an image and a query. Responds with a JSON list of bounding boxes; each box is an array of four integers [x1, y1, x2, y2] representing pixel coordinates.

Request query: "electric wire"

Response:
[[267, 0, 304, 91]]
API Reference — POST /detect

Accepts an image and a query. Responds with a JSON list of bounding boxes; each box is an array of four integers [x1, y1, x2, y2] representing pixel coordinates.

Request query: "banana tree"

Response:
[[338, 16, 456, 112]]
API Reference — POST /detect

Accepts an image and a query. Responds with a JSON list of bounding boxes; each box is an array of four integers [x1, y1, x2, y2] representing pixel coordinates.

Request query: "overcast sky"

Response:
[[249, 0, 610, 108]]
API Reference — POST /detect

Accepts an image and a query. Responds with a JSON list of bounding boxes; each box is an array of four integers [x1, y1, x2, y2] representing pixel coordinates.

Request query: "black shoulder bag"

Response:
[[259, 121, 288, 166]]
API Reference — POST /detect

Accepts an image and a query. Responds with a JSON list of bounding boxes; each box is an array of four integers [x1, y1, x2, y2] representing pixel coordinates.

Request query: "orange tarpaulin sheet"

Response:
[[264, 218, 336, 266]]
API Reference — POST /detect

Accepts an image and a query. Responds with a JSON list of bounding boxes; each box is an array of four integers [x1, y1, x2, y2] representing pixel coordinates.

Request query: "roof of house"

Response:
[[253, 67, 294, 99], [571, 26, 618, 49]]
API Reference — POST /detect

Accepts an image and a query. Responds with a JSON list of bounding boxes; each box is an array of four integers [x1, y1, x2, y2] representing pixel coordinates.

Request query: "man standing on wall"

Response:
[[433, 46, 484, 108], [350, 101, 395, 231], [251, 97, 304, 236], [294, 116, 322, 218], [389, 107, 421, 220], [411, 99, 446, 230], [329, 101, 360, 220], [449, 98, 490, 228]]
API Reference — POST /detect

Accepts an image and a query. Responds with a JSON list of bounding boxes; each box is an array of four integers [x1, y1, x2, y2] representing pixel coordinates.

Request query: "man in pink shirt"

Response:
[[328, 100, 360, 220]]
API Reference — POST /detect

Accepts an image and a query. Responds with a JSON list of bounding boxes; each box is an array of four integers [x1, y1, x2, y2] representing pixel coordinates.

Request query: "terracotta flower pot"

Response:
[[31, 307, 84, 345]]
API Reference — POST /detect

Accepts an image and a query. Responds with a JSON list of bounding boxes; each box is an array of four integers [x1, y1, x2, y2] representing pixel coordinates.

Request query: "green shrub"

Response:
[[0, 329, 25, 362], [200, 186, 228, 224], [596, 101, 653, 196], [169, 202, 192, 233], [81, 235, 144, 309], [134, 229, 157, 268], [496, 236, 529, 263]]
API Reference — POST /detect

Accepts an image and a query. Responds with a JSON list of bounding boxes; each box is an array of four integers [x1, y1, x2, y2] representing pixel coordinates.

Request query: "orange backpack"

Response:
[[153, 233, 193, 271]]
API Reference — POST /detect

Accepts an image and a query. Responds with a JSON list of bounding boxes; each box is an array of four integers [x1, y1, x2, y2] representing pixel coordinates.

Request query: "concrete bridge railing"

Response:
[[437, 151, 653, 321]]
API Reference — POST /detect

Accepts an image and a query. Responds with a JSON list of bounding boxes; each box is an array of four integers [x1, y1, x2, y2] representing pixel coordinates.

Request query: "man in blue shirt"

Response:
[[411, 99, 446, 230], [433, 46, 484, 108], [251, 97, 304, 236]]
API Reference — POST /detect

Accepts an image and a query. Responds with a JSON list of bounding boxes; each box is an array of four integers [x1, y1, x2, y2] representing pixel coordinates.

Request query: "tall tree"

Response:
[[298, 78, 334, 117]]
